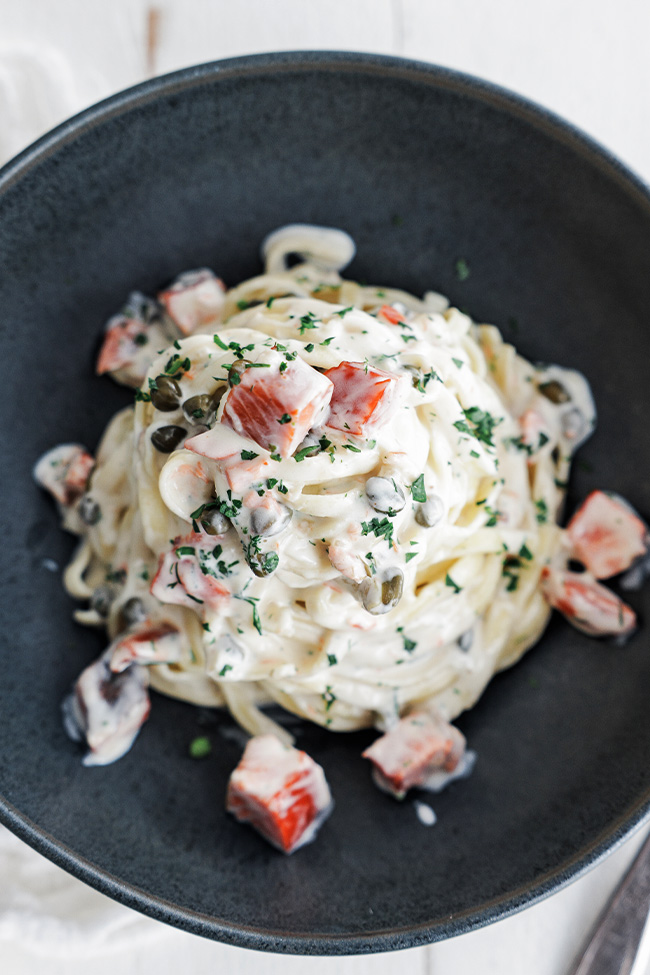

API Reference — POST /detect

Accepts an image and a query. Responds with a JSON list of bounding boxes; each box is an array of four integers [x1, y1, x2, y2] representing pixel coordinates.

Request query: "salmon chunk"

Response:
[[226, 735, 334, 853], [61, 654, 150, 767], [96, 293, 171, 387], [222, 349, 333, 458], [34, 443, 94, 507], [362, 711, 468, 799], [540, 566, 636, 637], [324, 361, 399, 436], [109, 622, 183, 673], [185, 426, 272, 491], [158, 269, 226, 335], [566, 491, 647, 579], [150, 533, 231, 612], [518, 408, 551, 457]]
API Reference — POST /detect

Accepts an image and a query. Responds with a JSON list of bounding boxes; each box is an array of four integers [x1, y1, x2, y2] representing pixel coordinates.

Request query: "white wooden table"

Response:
[[2, 2, 650, 973]]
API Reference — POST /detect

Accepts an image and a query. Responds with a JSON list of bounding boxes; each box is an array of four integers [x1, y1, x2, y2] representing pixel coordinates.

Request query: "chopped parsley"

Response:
[[361, 517, 394, 547], [334, 306, 353, 317], [519, 542, 533, 561], [278, 413, 292, 424], [164, 353, 191, 376], [453, 406, 500, 447], [294, 444, 320, 462], [445, 573, 462, 594], [304, 343, 315, 352], [134, 388, 151, 402], [405, 551, 417, 563], [240, 450, 259, 460], [415, 369, 441, 392], [452, 357, 463, 368], [234, 593, 262, 634], [535, 499, 548, 524], [298, 312, 319, 334], [410, 474, 427, 503], [327, 654, 337, 666], [188, 736, 212, 758], [190, 492, 242, 525], [483, 505, 499, 527]]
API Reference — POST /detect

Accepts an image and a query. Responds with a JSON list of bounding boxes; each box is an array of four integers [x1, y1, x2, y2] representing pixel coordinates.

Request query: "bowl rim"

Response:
[[1, 50, 650, 955]]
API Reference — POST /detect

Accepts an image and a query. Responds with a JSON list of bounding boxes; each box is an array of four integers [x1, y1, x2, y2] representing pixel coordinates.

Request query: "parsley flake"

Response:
[[445, 573, 462, 594], [410, 474, 427, 503]]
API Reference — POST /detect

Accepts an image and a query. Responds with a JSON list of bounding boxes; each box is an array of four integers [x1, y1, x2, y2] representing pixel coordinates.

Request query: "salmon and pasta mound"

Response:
[[35, 225, 647, 852]]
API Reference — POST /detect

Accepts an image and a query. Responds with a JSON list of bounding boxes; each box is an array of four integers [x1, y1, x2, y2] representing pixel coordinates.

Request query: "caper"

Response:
[[561, 408, 585, 442], [228, 359, 251, 387], [248, 550, 280, 578], [458, 629, 473, 652], [538, 379, 570, 404], [250, 504, 292, 537], [200, 507, 230, 536], [361, 567, 404, 614], [415, 495, 444, 527], [150, 374, 182, 411], [183, 394, 216, 425], [79, 494, 101, 525], [381, 572, 404, 607], [210, 385, 227, 410], [90, 586, 113, 618], [151, 425, 186, 452], [402, 364, 423, 389], [365, 476, 405, 515], [121, 596, 147, 626]]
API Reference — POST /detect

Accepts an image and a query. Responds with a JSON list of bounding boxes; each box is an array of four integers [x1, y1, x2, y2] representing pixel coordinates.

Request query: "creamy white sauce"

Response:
[[52, 226, 595, 741]]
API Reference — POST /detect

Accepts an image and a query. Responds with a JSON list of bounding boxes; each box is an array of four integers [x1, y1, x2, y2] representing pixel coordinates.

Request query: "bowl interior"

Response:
[[1, 53, 650, 953]]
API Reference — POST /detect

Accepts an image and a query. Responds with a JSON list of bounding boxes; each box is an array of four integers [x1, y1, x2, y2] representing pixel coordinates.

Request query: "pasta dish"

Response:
[[35, 226, 645, 851]]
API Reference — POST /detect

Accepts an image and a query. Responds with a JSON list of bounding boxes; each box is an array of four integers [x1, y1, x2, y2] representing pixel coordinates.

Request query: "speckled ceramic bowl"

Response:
[[1, 52, 650, 954]]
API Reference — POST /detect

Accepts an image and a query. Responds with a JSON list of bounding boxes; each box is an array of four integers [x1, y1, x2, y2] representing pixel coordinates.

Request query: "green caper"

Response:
[[182, 394, 215, 425], [250, 504, 292, 537], [79, 494, 102, 525], [538, 380, 570, 404], [415, 495, 444, 527], [228, 359, 251, 387], [151, 425, 186, 452], [210, 384, 227, 410], [200, 507, 230, 536], [381, 572, 404, 606], [121, 596, 147, 626], [151, 374, 182, 411], [361, 568, 404, 614], [90, 586, 113, 618], [248, 550, 280, 577]]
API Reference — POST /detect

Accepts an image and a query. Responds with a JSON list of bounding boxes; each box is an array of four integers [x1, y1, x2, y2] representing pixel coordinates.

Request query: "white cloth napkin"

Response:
[[0, 825, 161, 955]]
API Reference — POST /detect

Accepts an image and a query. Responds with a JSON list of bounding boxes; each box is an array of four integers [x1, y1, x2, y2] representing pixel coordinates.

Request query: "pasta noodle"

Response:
[[43, 225, 601, 756]]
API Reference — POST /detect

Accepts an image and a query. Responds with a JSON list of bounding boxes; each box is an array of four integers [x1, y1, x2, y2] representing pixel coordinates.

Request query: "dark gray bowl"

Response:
[[1, 52, 650, 955]]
